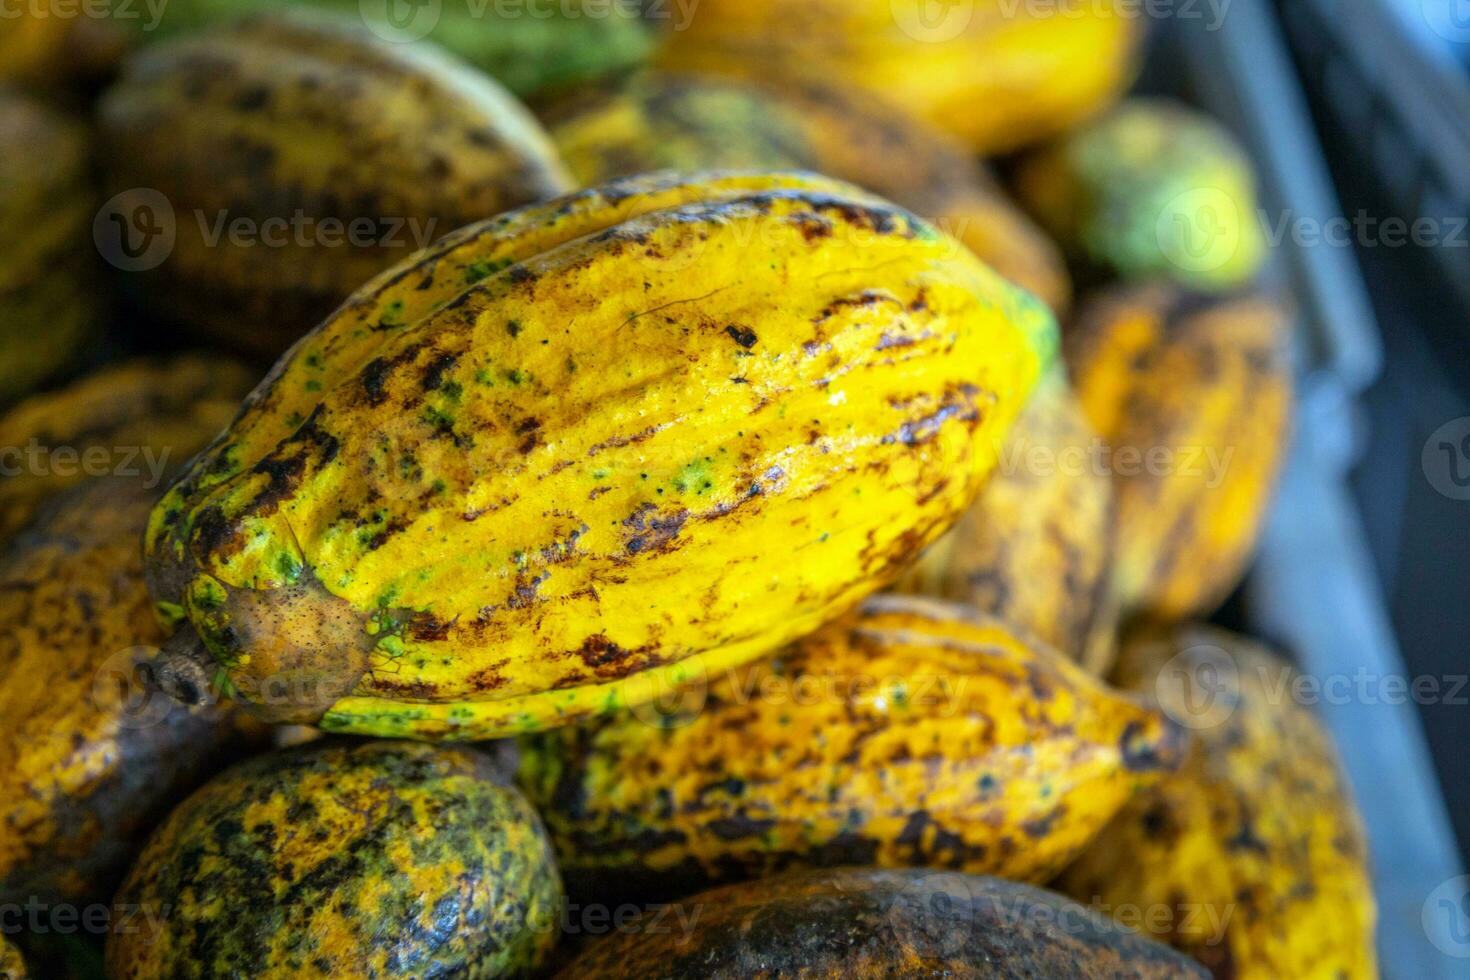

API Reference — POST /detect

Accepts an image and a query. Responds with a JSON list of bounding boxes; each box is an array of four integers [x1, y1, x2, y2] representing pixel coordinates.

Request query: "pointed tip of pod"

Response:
[[145, 626, 218, 708]]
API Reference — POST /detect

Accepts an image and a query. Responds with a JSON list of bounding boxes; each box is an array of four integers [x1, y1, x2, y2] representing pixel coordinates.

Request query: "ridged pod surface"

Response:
[[559, 867, 1209, 978], [0, 479, 268, 906], [106, 740, 562, 979], [1066, 283, 1292, 620], [544, 71, 1070, 311], [1014, 99, 1267, 291], [98, 12, 572, 357], [120, 0, 655, 100], [517, 595, 1183, 901], [0, 90, 97, 403], [656, 0, 1142, 153], [0, 356, 255, 546], [894, 373, 1117, 671], [1058, 625, 1377, 979], [143, 171, 1056, 740]]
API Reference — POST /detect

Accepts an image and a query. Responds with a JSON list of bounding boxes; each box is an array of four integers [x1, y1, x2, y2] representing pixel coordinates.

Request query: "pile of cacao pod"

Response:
[[0, 3, 1380, 978]]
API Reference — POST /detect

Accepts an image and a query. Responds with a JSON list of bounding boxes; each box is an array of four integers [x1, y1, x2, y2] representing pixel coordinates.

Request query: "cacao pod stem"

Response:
[[146, 627, 216, 707]]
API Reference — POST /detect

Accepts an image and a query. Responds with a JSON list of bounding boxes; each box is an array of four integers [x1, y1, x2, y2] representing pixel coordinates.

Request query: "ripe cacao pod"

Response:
[[98, 11, 572, 358], [0, 478, 269, 906], [119, 0, 655, 101], [0, 90, 97, 403], [143, 171, 1057, 741], [656, 0, 1143, 153], [894, 373, 1117, 671], [517, 594, 1184, 902], [559, 867, 1209, 978], [1066, 283, 1292, 621], [106, 739, 563, 979], [1015, 98, 1268, 291], [1058, 625, 1377, 980], [0, 355, 254, 546], [544, 71, 1070, 312]]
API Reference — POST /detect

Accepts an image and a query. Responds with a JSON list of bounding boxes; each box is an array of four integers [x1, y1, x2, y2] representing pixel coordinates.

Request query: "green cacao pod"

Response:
[[98, 11, 572, 358], [120, 0, 655, 101], [1014, 99, 1267, 291], [559, 867, 1209, 978], [0, 89, 98, 403], [517, 595, 1184, 903], [142, 171, 1057, 741], [105, 739, 562, 979]]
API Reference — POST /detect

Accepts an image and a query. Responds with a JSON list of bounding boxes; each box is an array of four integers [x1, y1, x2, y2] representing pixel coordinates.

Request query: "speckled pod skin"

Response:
[[544, 71, 1070, 312], [0, 356, 255, 547], [121, 0, 655, 101], [1015, 99, 1268, 292], [98, 11, 572, 358], [105, 739, 563, 979], [0, 936, 25, 980], [516, 595, 1184, 902], [142, 171, 1057, 741], [656, 0, 1142, 154], [0, 91, 97, 403], [0, 479, 269, 906], [1058, 625, 1377, 979], [1066, 283, 1293, 621], [559, 867, 1209, 979], [894, 373, 1118, 672]]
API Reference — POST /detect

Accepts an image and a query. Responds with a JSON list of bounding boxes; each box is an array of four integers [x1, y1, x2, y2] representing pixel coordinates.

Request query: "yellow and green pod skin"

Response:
[[1066, 283, 1293, 621], [0, 936, 25, 980], [105, 739, 562, 979], [0, 91, 97, 403], [1015, 99, 1268, 291], [98, 11, 572, 359], [516, 595, 1184, 902], [142, 170, 1057, 741], [119, 0, 655, 102], [656, 0, 1141, 155], [894, 372, 1118, 672], [0, 355, 255, 547], [559, 867, 1209, 979], [0, 478, 269, 907], [1058, 625, 1377, 980], [544, 71, 1070, 313]]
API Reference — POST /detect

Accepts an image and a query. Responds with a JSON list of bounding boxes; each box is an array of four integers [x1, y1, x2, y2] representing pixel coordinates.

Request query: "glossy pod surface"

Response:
[[517, 595, 1184, 900], [143, 171, 1055, 740]]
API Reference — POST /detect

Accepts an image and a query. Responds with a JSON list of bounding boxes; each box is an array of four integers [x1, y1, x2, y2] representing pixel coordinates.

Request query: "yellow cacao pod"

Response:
[[545, 71, 1070, 312], [142, 171, 1057, 741], [517, 595, 1185, 902], [1058, 625, 1377, 980], [0, 89, 97, 403], [894, 373, 1118, 671], [0, 478, 269, 906], [0, 356, 255, 547], [1067, 283, 1292, 620], [656, 0, 1143, 153], [97, 11, 572, 358]]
